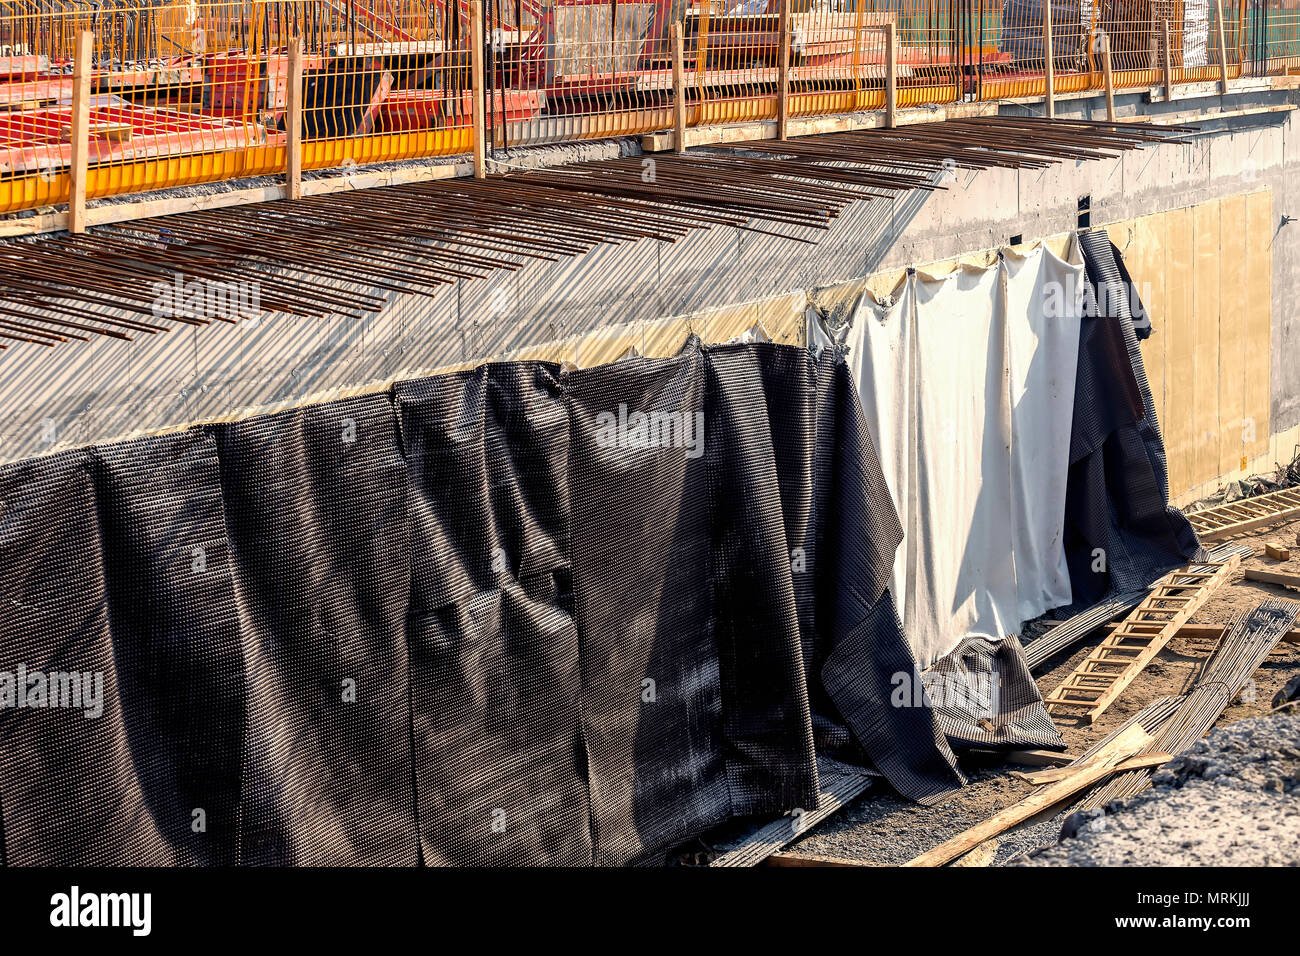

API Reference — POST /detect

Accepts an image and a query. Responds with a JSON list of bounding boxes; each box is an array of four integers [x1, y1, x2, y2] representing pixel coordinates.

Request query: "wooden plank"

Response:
[[1013, 751, 1173, 786], [777, 0, 791, 141], [1265, 543, 1292, 561], [470, 0, 486, 180], [67, 31, 93, 235], [1162, 19, 1175, 102], [950, 841, 998, 867], [1045, 556, 1241, 722], [1134, 213, 1167, 425], [1043, 0, 1055, 119], [1145, 76, 1290, 100], [1244, 190, 1273, 462], [1244, 568, 1300, 590], [1004, 749, 1073, 768], [286, 35, 304, 201], [1164, 204, 1195, 497], [1218, 194, 1246, 477], [1192, 200, 1221, 490], [1101, 32, 1115, 122], [672, 22, 686, 155], [1215, 0, 1230, 95], [902, 727, 1154, 867], [884, 21, 897, 128]]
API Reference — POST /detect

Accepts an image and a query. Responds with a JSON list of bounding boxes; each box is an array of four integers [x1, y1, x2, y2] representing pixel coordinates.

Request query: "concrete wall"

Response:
[[1100, 195, 1276, 504], [1, 85, 1296, 502]]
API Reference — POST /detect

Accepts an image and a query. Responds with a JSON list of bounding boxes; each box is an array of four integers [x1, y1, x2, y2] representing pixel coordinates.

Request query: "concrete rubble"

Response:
[[1017, 714, 1300, 867]]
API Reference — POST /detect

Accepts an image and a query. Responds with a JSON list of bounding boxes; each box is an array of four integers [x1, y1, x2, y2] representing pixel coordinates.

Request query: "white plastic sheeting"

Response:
[[911, 262, 1017, 667], [1006, 244, 1084, 622], [842, 241, 1082, 668]]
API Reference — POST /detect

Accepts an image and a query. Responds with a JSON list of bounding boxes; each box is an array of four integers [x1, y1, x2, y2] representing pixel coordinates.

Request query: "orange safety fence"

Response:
[[685, 0, 961, 124], [0, 0, 1290, 216], [974, 0, 1243, 100], [0, 0, 472, 212], [1244, 0, 1300, 73]]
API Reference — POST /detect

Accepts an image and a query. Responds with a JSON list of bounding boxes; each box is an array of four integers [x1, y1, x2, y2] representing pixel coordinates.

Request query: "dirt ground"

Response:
[[776, 514, 1300, 866]]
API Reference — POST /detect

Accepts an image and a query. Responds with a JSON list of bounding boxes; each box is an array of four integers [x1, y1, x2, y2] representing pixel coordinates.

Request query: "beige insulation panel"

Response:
[[1218, 194, 1247, 478], [1193, 200, 1221, 489], [1115, 190, 1273, 500], [1164, 204, 1197, 498], [1244, 190, 1273, 465], [1132, 214, 1168, 427]]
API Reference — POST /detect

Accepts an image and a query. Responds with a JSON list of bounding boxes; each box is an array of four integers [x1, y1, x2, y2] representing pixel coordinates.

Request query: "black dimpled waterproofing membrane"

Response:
[[1063, 232, 1204, 610], [0, 338, 960, 865]]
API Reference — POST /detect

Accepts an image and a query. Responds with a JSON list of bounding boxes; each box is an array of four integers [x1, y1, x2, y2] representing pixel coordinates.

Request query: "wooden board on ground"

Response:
[[949, 840, 998, 867], [1004, 749, 1073, 768], [1013, 751, 1173, 786], [1244, 567, 1300, 591], [1265, 543, 1292, 561], [903, 726, 1156, 867], [1044, 557, 1241, 723]]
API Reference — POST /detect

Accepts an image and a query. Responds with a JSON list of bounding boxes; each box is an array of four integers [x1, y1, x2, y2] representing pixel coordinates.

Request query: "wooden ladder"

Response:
[[1044, 556, 1241, 723], [1188, 487, 1300, 541]]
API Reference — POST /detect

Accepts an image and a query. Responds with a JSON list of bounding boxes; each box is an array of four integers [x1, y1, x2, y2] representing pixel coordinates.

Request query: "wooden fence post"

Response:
[[1043, 0, 1055, 118], [1162, 18, 1174, 101], [471, 0, 486, 179], [851, 0, 866, 110], [1101, 31, 1115, 122], [778, 0, 791, 140], [885, 21, 897, 127], [672, 21, 686, 152], [286, 34, 303, 200], [68, 30, 93, 234], [1214, 0, 1230, 93]]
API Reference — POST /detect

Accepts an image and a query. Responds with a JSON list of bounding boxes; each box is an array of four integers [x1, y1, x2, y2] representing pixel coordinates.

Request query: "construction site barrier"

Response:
[[0, 0, 1293, 217]]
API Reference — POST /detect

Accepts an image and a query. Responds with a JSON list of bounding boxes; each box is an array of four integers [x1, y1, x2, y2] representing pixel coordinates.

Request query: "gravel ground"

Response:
[[779, 761, 1079, 865], [1015, 713, 1300, 866]]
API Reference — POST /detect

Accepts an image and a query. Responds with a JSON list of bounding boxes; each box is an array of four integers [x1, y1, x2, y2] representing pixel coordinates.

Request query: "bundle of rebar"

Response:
[[1075, 598, 1300, 811], [1073, 695, 1185, 765], [0, 116, 1191, 352]]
